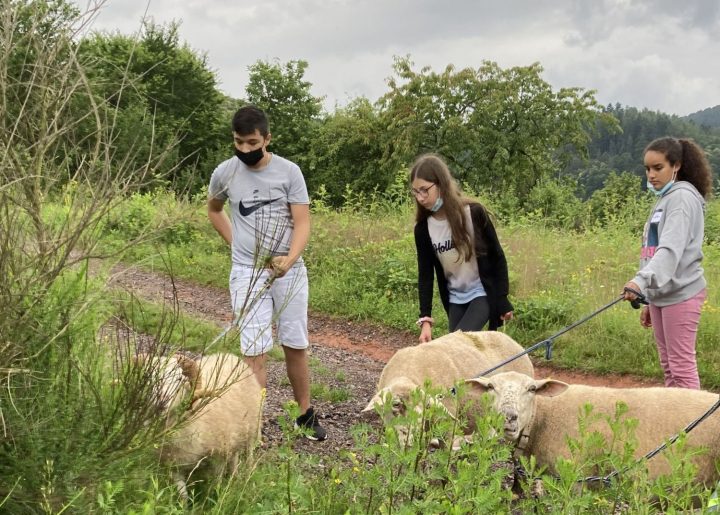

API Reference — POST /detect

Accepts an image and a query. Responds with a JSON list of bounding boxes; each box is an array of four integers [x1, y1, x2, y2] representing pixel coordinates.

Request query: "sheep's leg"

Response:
[[172, 470, 189, 501], [229, 452, 239, 476]]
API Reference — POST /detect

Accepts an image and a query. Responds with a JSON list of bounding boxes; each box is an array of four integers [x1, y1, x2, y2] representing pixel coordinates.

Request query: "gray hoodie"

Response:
[[633, 181, 706, 306]]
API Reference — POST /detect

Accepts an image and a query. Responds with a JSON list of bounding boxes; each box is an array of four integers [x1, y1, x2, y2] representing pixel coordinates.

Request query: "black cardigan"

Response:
[[414, 203, 513, 331]]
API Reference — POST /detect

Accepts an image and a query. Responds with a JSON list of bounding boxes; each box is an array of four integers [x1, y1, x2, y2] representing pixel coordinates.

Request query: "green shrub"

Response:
[[585, 172, 653, 232], [522, 178, 585, 230], [511, 293, 576, 342]]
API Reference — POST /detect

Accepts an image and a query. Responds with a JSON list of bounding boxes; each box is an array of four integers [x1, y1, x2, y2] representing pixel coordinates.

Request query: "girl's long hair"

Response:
[[410, 153, 479, 262], [645, 137, 713, 199]]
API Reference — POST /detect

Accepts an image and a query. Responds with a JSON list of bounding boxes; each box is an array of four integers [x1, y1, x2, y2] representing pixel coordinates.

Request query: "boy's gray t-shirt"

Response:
[[209, 154, 310, 267]]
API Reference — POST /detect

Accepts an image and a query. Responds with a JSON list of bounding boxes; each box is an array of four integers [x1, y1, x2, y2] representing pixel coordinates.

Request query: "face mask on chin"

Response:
[[430, 197, 444, 212], [235, 146, 264, 166], [648, 180, 674, 197]]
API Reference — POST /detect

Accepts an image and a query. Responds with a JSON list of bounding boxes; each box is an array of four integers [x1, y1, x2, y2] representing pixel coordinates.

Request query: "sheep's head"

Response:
[[465, 371, 568, 442], [136, 354, 202, 413], [361, 377, 453, 446]]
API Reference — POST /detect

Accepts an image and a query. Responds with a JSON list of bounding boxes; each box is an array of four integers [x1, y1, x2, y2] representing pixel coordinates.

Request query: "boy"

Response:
[[207, 105, 326, 441]]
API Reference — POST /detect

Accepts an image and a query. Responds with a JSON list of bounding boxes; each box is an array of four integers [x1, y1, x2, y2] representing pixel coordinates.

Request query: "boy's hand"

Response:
[[270, 256, 292, 277]]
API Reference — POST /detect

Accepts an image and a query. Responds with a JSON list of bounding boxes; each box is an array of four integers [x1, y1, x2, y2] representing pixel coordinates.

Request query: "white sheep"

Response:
[[465, 371, 720, 484], [361, 331, 534, 440], [143, 352, 264, 497]]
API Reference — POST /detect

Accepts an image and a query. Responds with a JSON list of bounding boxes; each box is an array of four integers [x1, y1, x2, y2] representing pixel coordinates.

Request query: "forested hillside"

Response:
[[685, 105, 720, 129], [565, 104, 720, 197]]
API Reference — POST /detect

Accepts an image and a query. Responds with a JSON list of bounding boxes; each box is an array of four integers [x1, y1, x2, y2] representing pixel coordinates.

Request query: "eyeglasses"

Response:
[[411, 183, 436, 198]]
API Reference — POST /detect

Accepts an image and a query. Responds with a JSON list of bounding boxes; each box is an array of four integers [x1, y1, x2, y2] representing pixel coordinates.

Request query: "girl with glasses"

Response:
[[410, 153, 513, 343]]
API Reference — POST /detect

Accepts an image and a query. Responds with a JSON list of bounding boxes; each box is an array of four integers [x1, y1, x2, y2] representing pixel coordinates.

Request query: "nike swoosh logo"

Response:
[[238, 198, 281, 216]]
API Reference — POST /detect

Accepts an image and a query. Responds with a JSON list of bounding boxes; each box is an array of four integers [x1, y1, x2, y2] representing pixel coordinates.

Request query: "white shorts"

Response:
[[229, 264, 309, 357]]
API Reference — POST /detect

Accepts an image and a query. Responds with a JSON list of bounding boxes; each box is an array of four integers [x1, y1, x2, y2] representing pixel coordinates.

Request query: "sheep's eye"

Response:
[[528, 385, 537, 393], [487, 384, 494, 391]]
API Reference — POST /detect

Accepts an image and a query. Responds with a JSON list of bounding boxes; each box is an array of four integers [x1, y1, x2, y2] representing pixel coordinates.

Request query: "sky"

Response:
[[78, 0, 720, 117]]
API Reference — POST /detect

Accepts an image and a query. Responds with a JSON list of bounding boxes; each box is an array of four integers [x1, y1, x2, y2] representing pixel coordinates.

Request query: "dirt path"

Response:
[[109, 264, 662, 455]]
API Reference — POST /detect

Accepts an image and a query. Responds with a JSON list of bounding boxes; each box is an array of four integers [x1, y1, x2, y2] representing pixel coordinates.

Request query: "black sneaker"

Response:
[[294, 407, 327, 441]]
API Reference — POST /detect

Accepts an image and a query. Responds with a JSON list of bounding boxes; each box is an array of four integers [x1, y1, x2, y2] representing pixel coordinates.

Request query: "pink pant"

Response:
[[649, 288, 706, 389]]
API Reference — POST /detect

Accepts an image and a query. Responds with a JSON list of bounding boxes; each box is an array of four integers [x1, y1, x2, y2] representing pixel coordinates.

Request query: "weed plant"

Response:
[[75, 382, 717, 513]]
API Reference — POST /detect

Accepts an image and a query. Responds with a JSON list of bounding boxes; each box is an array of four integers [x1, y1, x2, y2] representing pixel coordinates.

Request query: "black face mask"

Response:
[[235, 146, 264, 166]]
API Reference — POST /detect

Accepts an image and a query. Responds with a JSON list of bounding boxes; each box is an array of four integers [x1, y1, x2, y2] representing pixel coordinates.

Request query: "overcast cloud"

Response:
[[78, 0, 720, 116]]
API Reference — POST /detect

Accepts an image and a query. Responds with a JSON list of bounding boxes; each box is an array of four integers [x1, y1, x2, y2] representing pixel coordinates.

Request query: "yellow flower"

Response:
[[334, 478, 342, 484]]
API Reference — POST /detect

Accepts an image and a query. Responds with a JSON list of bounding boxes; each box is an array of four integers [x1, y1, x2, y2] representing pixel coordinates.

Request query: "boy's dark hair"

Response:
[[232, 106, 269, 137]]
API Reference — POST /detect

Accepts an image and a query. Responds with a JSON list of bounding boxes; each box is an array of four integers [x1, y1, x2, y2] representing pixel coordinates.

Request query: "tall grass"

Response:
[[93, 189, 720, 387]]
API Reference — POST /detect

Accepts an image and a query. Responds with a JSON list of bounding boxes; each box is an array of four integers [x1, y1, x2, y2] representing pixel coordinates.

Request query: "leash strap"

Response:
[[474, 294, 626, 378], [473, 288, 649, 378]]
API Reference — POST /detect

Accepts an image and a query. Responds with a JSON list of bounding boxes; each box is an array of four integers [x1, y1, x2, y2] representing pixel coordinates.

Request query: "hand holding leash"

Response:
[[622, 283, 649, 309]]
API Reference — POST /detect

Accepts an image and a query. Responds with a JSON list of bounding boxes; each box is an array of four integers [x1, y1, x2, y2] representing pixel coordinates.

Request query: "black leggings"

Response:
[[449, 296, 490, 332]]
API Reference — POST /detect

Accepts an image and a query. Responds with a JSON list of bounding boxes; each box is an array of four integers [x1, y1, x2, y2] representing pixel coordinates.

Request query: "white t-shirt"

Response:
[[427, 206, 487, 304], [209, 154, 309, 267]]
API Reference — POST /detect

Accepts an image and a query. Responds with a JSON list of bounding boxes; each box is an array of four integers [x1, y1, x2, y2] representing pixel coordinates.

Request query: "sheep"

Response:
[[361, 330, 534, 443], [142, 352, 264, 497], [465, 371, 720, 484]]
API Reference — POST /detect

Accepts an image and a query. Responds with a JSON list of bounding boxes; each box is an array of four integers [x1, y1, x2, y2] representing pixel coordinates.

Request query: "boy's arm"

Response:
[[271, 203, 310, 276], [207, 197, 232, 245]]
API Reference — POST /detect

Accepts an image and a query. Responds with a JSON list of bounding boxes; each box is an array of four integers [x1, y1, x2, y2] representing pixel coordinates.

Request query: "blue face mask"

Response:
[[648, 180, 674, 197], [430, 197, 444, 212]]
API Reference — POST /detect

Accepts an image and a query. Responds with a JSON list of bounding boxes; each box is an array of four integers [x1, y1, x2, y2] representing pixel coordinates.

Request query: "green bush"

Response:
[[585, 172, 653, 232], [0, 269, 171, 513], [511, 294, 576, 342], [522, 178, 585, 230]]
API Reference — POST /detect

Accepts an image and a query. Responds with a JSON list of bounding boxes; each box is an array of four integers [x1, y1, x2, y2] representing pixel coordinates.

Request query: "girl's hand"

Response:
[[623, 281, 641, 301], [500, 311, 513, 321], [640, 306, 652, 328], [419, 323, 433, 343]]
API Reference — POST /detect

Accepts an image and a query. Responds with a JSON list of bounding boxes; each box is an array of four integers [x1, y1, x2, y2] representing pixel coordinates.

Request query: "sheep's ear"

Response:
[[192, 388, 211, 402], [360, 393, 382, 413], [426, 395, 456, 420], [175, 354, 202, 390], [534, 378, 569, 397], [361, 387, 393, 420], [464, 377, 493, 394]]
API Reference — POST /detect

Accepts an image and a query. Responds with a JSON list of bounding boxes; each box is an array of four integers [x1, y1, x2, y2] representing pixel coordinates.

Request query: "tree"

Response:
[[377, 57, 616, 202], [305, 98, 386, 204], [245, 59, 324, 172], [685, 105, 720, 129], [78, 21, 227, 191]]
